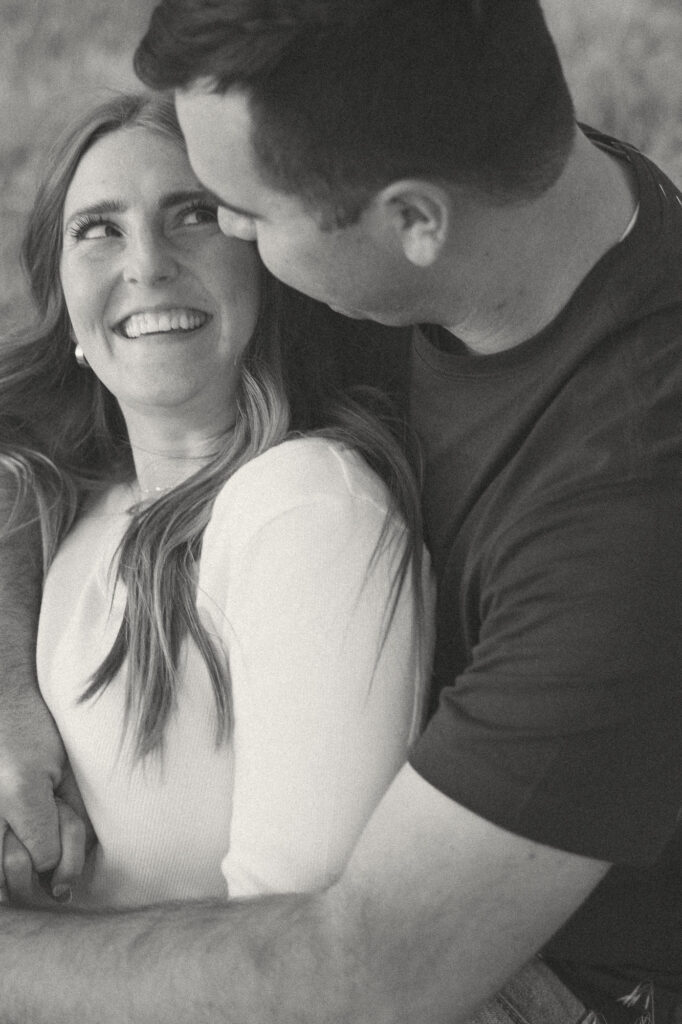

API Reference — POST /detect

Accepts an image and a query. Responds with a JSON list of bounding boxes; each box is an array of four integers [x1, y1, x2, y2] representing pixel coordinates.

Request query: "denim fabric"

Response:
[[544, 963, 682, 1024], [468, 960, 598, 1024], [467, 960, 682, 1024]]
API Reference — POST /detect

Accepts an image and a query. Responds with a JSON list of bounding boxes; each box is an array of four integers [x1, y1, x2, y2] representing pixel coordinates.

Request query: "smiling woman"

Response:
[[59, 127, 260, 462], [0, 91, 431, 908]]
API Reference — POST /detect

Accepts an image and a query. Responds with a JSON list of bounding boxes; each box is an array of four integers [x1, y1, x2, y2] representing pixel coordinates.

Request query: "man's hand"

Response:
[[2, 792, 90, 908], [0, 713, 95, 906], [0, 681, 67, 901]]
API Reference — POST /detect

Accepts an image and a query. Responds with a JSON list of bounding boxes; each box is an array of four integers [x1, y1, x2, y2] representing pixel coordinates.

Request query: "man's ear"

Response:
[[378, 181, 449, 267]]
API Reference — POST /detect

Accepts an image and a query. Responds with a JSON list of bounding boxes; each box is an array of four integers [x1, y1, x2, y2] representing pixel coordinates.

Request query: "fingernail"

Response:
[[52, 885, 72, 904]]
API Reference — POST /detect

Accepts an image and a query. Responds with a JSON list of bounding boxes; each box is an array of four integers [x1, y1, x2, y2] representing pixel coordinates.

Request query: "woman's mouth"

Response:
[[115, 308, 211, 339]]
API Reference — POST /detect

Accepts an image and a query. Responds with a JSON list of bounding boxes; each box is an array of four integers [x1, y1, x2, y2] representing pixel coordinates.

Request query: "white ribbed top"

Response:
[[38, 438, 431, 907]]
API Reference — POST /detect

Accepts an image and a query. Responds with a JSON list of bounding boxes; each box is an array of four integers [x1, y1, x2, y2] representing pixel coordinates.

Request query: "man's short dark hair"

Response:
[[135, 0, 576, 227]]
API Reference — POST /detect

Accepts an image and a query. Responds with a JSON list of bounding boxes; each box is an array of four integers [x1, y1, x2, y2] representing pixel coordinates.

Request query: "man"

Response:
[[0, 1, 680, 1021]]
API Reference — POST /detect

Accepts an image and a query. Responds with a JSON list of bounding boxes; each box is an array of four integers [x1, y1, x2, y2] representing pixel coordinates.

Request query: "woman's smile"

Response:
[[113, 307, 212, 340]]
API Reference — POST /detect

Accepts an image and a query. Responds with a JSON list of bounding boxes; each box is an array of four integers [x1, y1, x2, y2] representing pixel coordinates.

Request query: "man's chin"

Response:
[[327, 303, 367, 320], [328, 303, 408, 326]]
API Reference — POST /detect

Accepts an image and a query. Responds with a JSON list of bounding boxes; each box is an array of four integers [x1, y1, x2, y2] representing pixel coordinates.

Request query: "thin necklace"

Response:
[[132, 422, 238, 502], [138, 483, 175, 500]]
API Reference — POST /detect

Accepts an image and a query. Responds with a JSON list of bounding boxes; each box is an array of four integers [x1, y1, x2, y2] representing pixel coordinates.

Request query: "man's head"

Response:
[[136, 0, 574, 221], [135, 0, 577, 324]]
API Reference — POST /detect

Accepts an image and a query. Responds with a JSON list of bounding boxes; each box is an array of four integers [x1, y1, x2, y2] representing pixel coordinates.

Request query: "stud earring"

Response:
[[74, 342, 89, 368]]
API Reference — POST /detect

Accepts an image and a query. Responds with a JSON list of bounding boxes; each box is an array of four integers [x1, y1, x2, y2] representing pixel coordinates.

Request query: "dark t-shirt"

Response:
[[407, 131, 682, 1005]]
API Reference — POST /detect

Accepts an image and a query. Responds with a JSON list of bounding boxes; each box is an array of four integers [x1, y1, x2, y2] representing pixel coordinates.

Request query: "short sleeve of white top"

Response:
[[37, 438, 432, 908]]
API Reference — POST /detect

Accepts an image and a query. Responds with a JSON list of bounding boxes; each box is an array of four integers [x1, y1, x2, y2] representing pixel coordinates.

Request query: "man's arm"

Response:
[[0, 764, 608, 1024], [0, 472, 67, 894]]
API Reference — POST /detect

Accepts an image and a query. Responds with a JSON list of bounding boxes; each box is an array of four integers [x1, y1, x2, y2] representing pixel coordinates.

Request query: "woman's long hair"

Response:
[[0, 92, 424, 758]]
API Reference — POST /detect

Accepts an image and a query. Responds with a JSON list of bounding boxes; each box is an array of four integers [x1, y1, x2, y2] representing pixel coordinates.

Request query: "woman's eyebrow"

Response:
[[63, 199, 126, 225], [159, 188, 219, 210]]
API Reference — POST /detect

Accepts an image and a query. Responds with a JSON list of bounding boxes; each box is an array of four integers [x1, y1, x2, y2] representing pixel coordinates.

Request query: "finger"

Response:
[[56, 766, 96, 854], [3, 773, 61, 874], [50, 799, 87, 901], [3, 829, 35, 904], [0, 822, 8, 904], [56, 765, 86, 817]]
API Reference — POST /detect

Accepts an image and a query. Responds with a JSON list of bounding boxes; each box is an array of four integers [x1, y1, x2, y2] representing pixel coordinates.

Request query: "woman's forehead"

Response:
[[63, 127, 196, 217]]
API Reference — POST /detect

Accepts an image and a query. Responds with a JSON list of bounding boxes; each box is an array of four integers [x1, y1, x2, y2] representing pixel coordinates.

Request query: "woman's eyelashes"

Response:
[[179, 199, 219, 227], [67, 215, 119, 242], [65, 201, 219, 243]]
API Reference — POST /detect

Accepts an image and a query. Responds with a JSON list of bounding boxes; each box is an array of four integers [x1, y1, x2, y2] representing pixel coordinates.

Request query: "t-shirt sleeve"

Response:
[[410, 480, 682, 865], [208, 445, 427, 896]]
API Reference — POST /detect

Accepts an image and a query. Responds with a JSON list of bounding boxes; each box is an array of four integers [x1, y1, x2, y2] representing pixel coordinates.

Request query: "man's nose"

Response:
[[217, 206, 257, 242], [122, 227, 179, 285]]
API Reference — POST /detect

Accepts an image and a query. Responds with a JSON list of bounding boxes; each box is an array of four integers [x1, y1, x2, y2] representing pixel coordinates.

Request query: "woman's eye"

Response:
[[69, 219, 119, 241], [180, 204, 218, 227]]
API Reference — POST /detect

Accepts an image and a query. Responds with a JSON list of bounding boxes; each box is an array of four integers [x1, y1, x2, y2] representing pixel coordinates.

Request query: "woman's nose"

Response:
[[122, 227, 179, 285]]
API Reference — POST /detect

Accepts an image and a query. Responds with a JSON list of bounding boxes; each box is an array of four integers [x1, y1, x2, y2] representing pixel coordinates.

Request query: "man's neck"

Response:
[[442, 129, 639, 356]]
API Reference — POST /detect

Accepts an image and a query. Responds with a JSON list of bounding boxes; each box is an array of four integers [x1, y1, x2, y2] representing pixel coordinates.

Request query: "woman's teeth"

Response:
[[118, 309, 209, 339]]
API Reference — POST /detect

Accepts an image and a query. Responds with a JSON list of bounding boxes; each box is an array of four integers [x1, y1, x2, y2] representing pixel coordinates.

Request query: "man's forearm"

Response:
[[0, 766, 609, 1024], [0, 892, 359, 1024], [0, 472, 42, 682], [0, 471, 69, 879]]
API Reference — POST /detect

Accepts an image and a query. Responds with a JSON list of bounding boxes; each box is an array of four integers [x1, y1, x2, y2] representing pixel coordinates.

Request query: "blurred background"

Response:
[[1, 0, 681, 317]]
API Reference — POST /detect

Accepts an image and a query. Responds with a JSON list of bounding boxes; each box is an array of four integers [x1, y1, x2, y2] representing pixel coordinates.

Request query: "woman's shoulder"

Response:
[[208, 437, 391, 539]]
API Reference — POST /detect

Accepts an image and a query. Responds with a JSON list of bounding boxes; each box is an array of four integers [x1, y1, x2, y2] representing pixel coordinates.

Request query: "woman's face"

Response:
[[59, 126, 262, 430]]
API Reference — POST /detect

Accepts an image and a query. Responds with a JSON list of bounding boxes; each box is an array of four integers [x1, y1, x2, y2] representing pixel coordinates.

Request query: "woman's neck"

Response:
[[122, 406, 236, 498]]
